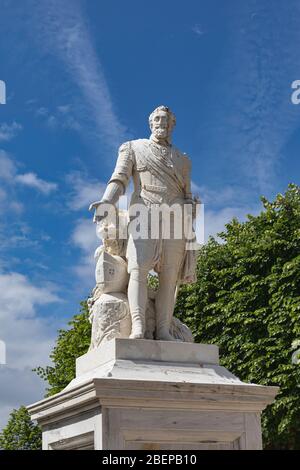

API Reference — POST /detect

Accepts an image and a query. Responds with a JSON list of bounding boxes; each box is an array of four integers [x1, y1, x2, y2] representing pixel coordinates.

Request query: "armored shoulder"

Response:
[[108, 141, 134, 188], [118, 140, 133, 154], [130, 138, 149, 151]]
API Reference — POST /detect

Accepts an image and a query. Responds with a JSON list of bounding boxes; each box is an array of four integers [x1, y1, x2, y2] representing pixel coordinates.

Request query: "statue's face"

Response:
[[150, 110, 170, 140]]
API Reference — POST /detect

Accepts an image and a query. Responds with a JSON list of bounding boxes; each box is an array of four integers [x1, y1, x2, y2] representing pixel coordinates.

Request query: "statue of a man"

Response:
[[90, 106, 196, 341]]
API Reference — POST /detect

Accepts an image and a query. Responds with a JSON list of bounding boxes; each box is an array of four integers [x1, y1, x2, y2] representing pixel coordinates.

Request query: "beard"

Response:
[[152, 126, 168, 139]]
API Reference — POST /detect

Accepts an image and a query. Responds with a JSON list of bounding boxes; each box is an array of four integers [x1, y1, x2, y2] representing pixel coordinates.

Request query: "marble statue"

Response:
[[89, 106, 197, 344], [28, 107, 278, 451]]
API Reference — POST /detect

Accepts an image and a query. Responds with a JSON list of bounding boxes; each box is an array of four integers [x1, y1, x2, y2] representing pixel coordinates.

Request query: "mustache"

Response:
[[153, 129, 168, 135]]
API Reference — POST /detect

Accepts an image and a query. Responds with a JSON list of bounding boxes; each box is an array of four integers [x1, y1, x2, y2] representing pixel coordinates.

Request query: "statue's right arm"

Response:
[[89, 142, 133, 211], [100, 180, 124, 206]]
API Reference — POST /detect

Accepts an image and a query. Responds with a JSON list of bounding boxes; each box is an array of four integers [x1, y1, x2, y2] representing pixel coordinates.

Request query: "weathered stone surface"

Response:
[[28, 339, 278, 450], [89, 293, 131, 350]]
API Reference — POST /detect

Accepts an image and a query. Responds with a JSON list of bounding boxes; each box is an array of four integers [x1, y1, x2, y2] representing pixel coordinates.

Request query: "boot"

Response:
[[129, 309, 145, 339], [155, 316, 178, 342], [156, 326, 177, 341]]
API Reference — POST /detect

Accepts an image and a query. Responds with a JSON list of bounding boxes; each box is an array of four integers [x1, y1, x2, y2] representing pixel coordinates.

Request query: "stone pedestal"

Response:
[[28, 339, 278, 450]]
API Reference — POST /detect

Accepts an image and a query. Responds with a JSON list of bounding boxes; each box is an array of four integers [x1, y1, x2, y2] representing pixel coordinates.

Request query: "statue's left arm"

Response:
[[180, 154, 198, 284]]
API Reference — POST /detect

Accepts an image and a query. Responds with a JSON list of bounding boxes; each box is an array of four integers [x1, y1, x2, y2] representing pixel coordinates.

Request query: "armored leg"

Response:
[[127, 267, 149, 339], [127, 237, 156, 339], [155, 239, 185, 341]]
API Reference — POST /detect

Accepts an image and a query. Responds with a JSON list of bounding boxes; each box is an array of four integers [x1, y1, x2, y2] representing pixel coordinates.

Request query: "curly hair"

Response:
[[148, 105, 176, 131]]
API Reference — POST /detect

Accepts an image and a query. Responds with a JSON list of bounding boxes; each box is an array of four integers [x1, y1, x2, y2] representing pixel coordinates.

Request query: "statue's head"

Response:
[[149, 105, 176, 143]]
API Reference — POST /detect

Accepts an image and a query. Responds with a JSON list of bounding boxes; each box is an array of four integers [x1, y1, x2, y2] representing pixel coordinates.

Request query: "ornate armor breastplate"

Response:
[[131, 140, 185, 205]]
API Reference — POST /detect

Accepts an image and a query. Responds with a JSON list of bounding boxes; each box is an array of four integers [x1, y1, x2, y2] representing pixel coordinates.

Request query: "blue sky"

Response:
[[0, 0, 300, 428]]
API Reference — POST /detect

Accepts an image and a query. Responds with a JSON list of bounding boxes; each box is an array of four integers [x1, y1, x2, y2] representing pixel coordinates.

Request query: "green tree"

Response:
[[175, 184, 300, 449], [0, 406, 42, 450], [34, 300, 91, 396]]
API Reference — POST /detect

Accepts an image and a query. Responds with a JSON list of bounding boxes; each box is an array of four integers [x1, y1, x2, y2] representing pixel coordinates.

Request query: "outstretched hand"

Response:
[[89, 200, 106, 223], [89, 200, 102, 212]]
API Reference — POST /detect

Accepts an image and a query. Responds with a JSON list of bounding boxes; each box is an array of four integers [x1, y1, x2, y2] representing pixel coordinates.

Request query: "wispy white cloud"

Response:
[[192, 24, 205, 36], [15, 172, 58, 195], [192, 181, 254, 208], [0, 150, 16, 180], [0, 147, 59, 401], [204, 204, 260, 242], [0, 273, 59, 357], [0, 223, 39, 252], [0, 151, 57, 198], [191, 180, 201, 194], [0, 151, 23, 214], [71, 218, 98, 254], [191, 181, 261, 241], [35, 107, 48, 117], [66, 171, 106, 211], [197, 1, 300, 194], [0, 122, 22, 142], [0, 187, 6, 204], [0, 271, 61, 429], [35, 104, 81, 131], [31, 0, 127, 150], [71, 218, 99, 284]]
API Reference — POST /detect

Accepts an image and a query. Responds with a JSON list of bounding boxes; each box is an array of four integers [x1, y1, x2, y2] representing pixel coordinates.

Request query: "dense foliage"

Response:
[[0, 406, 42, 450], [175, 184, 300, 449]]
